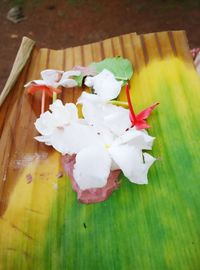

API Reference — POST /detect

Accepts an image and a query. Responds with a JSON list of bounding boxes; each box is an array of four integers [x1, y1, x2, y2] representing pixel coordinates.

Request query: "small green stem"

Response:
[[53, 92, 57, 102], [108, 100, 129, 107]]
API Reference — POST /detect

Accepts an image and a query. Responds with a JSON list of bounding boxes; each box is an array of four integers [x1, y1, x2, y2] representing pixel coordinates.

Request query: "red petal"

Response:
[[136, 102, 159, 121], [27, 85, 61, 97], [46, 88, 53, 97], [27, 85, 44, 94], [135, 120, 151, 130]]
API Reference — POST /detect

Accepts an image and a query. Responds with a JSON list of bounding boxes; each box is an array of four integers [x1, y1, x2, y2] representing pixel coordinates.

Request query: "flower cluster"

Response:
[[25, 57, 158, 203]]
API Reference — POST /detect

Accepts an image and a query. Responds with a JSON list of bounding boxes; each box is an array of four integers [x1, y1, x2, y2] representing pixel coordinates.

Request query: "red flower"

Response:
[[125, 83, 159, 130], [27, 84, 61, 97]]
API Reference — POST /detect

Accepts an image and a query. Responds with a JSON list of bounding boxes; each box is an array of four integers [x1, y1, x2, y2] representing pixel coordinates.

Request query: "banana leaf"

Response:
[[0, 31, 200, 270]]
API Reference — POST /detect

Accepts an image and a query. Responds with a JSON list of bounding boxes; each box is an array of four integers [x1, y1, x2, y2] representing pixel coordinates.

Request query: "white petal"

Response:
[[61, 70, 81, 79], [24, 80, 47, 88], [95, 79, 122, 101], [49, 100, 78, 125], [49, 99, 63, 110], [78, 92, 131, 135], [50, 123, 103, 155], [77, 91, 103, 104], [110, 159, 120, 171], [92, 126, 115, 145], [41, 69, 64, 86], [34, 135, 51, 145], [109, 144, 156, 184], [84, 76, 95, 87], [59, 79, 78, 88], [104, 105, 132, 136], [80, 100, 103, 126], [113, 128, 155, 150], [59, 70, 81, 87], [77, 118, 87, 125], [90, 69, 123, 101], [64, 103, 79, 122], [34, 111, 57, 136], [77, 92, 104, 125], [73, 146, 111, 190], [77, 92, 103, 125]]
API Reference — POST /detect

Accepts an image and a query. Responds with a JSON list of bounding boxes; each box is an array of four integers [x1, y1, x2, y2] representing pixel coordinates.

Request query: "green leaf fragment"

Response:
[[90, 56, 133, 82], [73, 74, 84, 87]]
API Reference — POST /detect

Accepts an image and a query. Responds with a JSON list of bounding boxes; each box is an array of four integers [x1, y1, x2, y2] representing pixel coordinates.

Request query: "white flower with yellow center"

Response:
[[34, 99, 156, 190]]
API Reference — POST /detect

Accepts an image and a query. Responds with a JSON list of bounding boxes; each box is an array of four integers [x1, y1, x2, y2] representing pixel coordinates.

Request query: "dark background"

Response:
[[0, 0, 200, 91]]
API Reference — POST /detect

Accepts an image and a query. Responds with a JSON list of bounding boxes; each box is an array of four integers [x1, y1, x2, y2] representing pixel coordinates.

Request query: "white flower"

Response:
[[35, 101, 155, 189], [84, 69, 123, 101], [34, 99, 102, 154], [24, 69, 81, 89], [72, 126, 156, 190], [77, 92, 132, 136], [34, 99, 79, 146], [35, 98, 156, 190]]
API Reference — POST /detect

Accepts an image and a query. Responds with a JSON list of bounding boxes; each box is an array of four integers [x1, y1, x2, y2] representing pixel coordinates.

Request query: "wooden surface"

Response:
[[0, 31, 200, 270]]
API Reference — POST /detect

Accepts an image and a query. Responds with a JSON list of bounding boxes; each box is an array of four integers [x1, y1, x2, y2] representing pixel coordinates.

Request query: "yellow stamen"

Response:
[[105, 144, 110, 149], [108, 100, 129, 107]]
